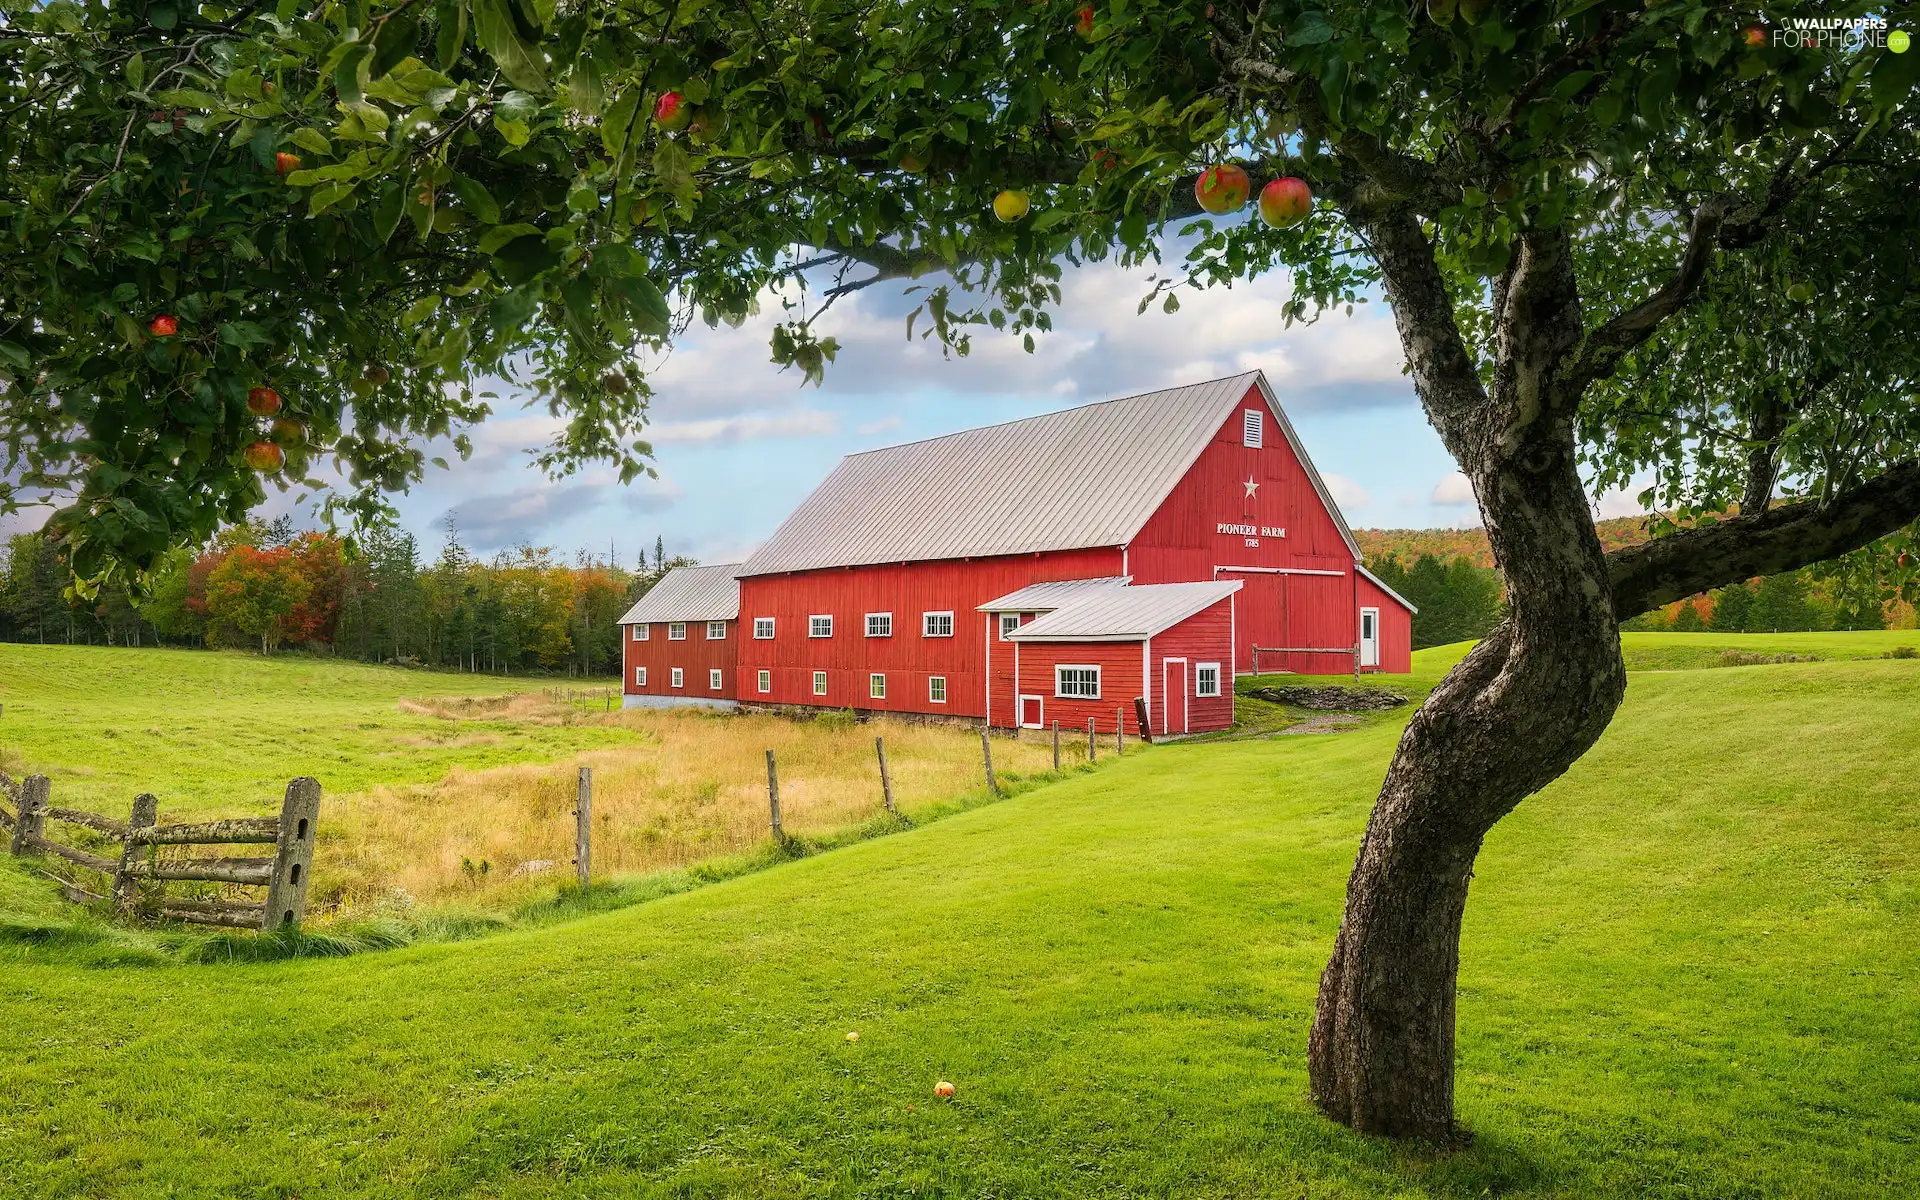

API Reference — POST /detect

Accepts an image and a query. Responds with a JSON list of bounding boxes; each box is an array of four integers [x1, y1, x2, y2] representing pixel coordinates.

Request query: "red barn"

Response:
[[616, 563, 742, 710], [619, 371, 1412, 732]]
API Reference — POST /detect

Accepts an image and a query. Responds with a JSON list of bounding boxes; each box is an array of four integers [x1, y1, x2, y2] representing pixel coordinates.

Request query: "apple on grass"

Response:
[[1258, 177, 1313, 228], [934, 1080, 956, 1098], [1194, 164, 1250, 215]]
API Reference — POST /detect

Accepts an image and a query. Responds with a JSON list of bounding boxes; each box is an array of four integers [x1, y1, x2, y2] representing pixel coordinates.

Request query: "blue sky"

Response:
[[6, 251, 1646, 564]]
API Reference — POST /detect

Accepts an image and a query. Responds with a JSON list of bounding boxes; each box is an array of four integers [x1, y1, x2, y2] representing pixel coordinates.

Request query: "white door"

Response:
[[1161, 658, 1189, 735], [1359, 608, 1380, 668]]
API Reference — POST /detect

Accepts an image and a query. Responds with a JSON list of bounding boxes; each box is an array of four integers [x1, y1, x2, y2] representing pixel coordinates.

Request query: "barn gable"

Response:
[[739, 371, 1351, 577], [617, 563, 743, 624]]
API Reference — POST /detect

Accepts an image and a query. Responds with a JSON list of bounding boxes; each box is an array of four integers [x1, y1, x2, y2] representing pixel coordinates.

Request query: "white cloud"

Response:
[[1322, 472, 1371, 510], [648, 410, 840, 445], [857, 415, 905, 437], [1593, 480, 1653, 520], [1431, 472, 1475, 505]]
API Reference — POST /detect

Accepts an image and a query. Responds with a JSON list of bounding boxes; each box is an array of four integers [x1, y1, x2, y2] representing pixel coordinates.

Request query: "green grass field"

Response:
[[1, 637, 1917, 1196]]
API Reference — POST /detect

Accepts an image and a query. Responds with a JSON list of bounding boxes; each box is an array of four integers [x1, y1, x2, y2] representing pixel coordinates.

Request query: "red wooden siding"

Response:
[[1012, 640, 1145, 736], [1146, 596, 1235, 734], [735, 547, 1124, 718], [1356, 573, 1414, 674], [623, 619, 738, 700], [1127, 383, 1369, 675]]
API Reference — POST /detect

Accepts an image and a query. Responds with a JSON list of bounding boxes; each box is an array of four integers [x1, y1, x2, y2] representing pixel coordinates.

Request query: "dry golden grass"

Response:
[[319, 700, 1088, 908]]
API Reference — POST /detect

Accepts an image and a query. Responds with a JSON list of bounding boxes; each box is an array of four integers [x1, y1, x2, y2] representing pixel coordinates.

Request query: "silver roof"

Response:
[[739, 371, 1357, 576], [1005, 580, 1242, 641], [977, 576, 1131, 612], [616, 563, 742, 624]]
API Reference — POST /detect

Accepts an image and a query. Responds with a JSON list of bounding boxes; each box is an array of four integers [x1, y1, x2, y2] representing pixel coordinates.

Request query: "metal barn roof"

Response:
[[616, 563, 743, 624], [977, 576, 1131, 612], [738, 371, 1359, 576], [1005, 580, 1243, 642]]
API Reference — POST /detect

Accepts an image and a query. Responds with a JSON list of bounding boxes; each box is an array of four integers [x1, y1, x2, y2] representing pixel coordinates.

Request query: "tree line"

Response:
[[0, 519, 694, 676]]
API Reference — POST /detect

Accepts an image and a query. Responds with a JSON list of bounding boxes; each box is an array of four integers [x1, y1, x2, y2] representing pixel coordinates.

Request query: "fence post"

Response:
[[1353, 644, 1361, 682], [1253, 647, 1261, 676], [766, 750, 783, 839], [980, 728, 999, 795], [1087, 719, 1097, 762], [114, 793, 158, 912], [10, 775, 48, 856], [875, 736, 896, 814], [1052, 721, 1061, 771], [1134, 697, 1153, 744], [1116, 708, 1124, 755], [574, 767, 592, 888], [262, 777, 321, 931]]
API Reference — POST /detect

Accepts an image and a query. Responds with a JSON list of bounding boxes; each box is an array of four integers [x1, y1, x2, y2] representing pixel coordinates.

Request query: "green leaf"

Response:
[[566, 177, 599, 214], [493, 88, 539, 146], [402, 294, 442, 326], [1289, 11, 1336, 46], [371, 14, 423, 79], [434, 0, 469, 71], [451, 174, 502, 223], [126, 52, 146, 91], [601, 89, 639, 157], [652, 139, 695, 205], [289, 127, 333, 155], [478, 222, 543, 253], [335, 43, 374, 107], [567, 56, 604, 115], [309, 181, 357, 215], [472, 0, 549, 92]]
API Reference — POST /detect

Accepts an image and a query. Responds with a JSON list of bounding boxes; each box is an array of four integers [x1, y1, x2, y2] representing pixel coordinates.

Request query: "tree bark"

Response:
[[1307, 216, 1629, 1141]]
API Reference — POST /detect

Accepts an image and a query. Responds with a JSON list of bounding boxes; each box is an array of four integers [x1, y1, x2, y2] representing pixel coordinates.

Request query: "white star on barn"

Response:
[[1244, 476, 1260, 499]]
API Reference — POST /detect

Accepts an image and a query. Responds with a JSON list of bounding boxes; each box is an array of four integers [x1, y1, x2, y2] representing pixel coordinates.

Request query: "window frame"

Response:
[[709, 668, 724, 690], [812, 670, 828, 697], [928, 675, 947, 704], [1243, 407, 1264, 448], [809, 614, 834, 639], [630, 624, 649, 641], [869, 673, 886, 700], [634, 666, 646, 687], [670, 667, 684, 689], [865, 612, 893, 638], [999, 612, 1022, 640], [753, 617, 775, 640], [922, 610, 954, 638], [1195, 662, 1221, 698], [706, 620, 726, 641], [1055, 664, 1101, 699], [667, 621, 686, 641], [757, 669, 771, 694]]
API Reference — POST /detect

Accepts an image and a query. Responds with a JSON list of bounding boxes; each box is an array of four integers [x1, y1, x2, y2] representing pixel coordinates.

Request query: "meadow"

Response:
[[0, 635, 1917, 1196]]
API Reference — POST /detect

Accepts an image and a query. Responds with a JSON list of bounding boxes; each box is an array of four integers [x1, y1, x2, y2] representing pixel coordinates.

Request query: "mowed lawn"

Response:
[[0, 644, 629, 816], [0, 640, 1917, 1196]]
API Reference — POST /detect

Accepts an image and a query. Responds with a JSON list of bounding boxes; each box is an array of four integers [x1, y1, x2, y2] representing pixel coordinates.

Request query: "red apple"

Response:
[[654, 91, 690, 132], [1092, 149, 1119, 173], [1194, 163, 1250, 215], [934, 1080, 956, 1098], [1744, 25, 1767, 46], [243, 441, 285, 472], [1258, 177, 1313, 228], [275, 151, 301, 177], [1075, 4, 1094, 36], [148, 314, 178, 338], [364, 364, 391, 385], [247, 386, 282, 416]]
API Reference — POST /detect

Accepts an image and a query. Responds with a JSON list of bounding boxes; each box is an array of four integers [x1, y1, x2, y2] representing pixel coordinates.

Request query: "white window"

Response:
[[706, 620, 726, 640], [671, 667, 684, 689], [1055, 665, 1101, 699], [869, 673, 886, 699], [999, 613, 1021, 640], [753, 617, 775, 640], [923, 611, 954, 638], [757, 669, 771, 694], [810, 614, 833, 638], [1196, 663, 1221, 697], [668, 622, 686, 641], [710, 668, 724, 690], [1243, 407, 1264, 448], [635, 667, 646, 686], [865, 612, 893, 638], [812, 670, 828, 696], [630, 624, 649, 641], [928, 675, 947, 704]]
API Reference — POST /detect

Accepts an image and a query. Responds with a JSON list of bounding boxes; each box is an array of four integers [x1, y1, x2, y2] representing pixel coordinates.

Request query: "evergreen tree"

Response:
[[1671, 602, 1706, 632], [1708, 582, 1754, 632], [1748, 573, 1820, 632]]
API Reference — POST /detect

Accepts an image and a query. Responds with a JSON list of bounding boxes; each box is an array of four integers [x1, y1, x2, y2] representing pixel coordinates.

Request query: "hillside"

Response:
[[2, 637, 1917, 1196], [1354, 514, 1663, 568]]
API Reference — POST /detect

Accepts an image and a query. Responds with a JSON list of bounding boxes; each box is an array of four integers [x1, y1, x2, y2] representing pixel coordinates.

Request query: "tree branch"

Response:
[[1608, 461, 1920, 617]]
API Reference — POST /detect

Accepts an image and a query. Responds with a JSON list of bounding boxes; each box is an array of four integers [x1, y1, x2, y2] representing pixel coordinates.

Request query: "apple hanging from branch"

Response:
[[1194, 164, 1250, 214], [243, 441, 285, 472], [247, 387, 282, 416], [1258, 177, 1313, 228], [993, 189, 1030, 222]]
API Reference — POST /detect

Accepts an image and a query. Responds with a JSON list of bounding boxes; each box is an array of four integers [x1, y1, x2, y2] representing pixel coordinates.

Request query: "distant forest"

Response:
[[3, 510, 1913, 667], [0, 517, 693, 677]]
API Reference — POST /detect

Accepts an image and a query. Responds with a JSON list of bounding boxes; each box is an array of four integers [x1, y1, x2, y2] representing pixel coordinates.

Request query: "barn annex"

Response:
[[618, 370, 1413, 735]]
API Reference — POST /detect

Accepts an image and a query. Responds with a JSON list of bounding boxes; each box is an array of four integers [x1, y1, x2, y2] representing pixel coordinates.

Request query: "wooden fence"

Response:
[[0, 772, 320, 931]]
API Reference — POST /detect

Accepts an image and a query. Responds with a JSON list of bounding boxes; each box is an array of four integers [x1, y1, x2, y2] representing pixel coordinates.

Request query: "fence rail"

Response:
[[0, 771, 320, 932]]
